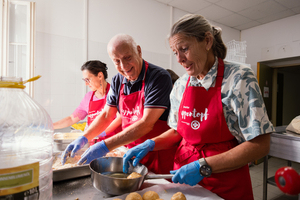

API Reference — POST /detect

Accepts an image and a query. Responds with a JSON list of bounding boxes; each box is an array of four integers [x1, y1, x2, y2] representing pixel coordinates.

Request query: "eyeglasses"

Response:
[[82, 77, 91, 83]]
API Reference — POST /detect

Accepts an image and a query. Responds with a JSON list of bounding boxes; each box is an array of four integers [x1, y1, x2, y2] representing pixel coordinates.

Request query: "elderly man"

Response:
[[61, 34, 177, 174]]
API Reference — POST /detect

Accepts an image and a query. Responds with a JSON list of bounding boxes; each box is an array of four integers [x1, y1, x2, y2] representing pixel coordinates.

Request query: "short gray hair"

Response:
[[169, 14, 227, 59], [107, 33, 138, 55]]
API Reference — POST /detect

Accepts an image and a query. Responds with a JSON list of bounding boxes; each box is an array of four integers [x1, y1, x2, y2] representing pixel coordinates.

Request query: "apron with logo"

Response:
[[119, 61, 177, 175], [87, 83, 121, 144], [174, 58, 254, 200]]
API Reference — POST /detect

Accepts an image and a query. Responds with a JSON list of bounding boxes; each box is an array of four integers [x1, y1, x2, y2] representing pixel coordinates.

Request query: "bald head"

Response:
[[107, 34, 143, 81]]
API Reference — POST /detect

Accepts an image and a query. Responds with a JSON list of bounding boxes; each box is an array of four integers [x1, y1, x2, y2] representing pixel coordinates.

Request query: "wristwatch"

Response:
[[198, 158, 212, 177]]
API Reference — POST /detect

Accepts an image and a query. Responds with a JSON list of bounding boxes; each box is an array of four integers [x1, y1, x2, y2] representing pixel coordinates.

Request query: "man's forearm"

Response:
[[104, 117, 154, 151], [84, 112, 114, 141]]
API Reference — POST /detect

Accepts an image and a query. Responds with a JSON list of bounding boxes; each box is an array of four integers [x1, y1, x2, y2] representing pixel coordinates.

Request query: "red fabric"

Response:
[[119, 61, 177, 174], [174, 58, 254, 200], [87, 83, 121, 143]]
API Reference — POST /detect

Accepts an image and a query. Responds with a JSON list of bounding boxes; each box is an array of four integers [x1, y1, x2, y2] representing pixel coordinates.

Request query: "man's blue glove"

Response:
[[77, 140, 110, 165], [98, 131, 106, 137], [123, 139, 155, 174], [170, 160, 204, 186], [61, 136, 88, 165]]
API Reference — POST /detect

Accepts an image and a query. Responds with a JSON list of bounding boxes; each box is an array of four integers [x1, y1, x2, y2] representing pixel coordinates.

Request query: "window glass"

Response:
[[9, 4, 27, 43]]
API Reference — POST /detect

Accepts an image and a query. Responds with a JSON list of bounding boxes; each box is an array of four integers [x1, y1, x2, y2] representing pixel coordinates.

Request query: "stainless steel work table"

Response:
[[52, 127, 224, 200], [263, 126, 300, 200], [53, 175, 174, 200]]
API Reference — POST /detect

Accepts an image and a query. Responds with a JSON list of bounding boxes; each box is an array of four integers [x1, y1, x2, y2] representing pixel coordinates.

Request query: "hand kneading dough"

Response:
[[127, 172, 142, 179], [142, 191, 160, 200], [171, 192, 186, 200], [125, 192, 143, 200]]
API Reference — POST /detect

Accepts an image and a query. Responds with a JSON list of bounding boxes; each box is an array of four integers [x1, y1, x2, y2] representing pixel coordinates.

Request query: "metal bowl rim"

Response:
[[89, 157, 147, 180]]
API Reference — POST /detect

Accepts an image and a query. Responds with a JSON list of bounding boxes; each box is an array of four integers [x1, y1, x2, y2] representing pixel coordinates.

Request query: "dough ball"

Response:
[[127, 172, 142, 179], [171, 192, 186, 200], [142, 191, 160, 200], [125, 192, 143, 200]]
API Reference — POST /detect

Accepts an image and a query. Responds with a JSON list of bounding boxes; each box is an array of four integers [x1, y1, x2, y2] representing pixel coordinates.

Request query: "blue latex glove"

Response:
[[98, 131, 106, 137], [170, 160, 204, 186], [61, 136, 88, 165], [77, 140, 110, 165], [123, 139, 155, 174]]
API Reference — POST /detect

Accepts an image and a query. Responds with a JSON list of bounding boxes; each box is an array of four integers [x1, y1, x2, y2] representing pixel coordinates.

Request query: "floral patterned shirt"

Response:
[[168, 58, 275, 143]]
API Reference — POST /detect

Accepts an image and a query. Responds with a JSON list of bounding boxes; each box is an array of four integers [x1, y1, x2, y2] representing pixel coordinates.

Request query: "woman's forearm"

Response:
[[152, 128, 182, 151], [53, 115, 80, 129], [206, 133, 271, 173]]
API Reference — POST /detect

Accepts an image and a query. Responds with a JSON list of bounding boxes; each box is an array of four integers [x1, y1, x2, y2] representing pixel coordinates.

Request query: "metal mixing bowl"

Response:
[[89, 157, 148, 195]]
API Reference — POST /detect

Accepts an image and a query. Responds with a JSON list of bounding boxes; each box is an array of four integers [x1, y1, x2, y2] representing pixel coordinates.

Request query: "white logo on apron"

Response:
[[131, 115, 138, 122], [180, 108, 209, 130], [191, 120, 200, 130], [121, 106, 141, 116], [88, 109, 103, 120]]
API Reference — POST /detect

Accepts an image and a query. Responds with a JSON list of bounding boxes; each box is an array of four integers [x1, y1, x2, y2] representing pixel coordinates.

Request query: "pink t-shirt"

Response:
[[72, 91, 105, 120]]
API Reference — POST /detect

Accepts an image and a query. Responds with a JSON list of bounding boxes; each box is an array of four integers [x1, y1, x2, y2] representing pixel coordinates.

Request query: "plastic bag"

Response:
[[286, 115, 300, 134]]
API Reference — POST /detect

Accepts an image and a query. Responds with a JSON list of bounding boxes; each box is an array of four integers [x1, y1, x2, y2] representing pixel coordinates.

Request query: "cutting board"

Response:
[[105, 183, 224, 200]]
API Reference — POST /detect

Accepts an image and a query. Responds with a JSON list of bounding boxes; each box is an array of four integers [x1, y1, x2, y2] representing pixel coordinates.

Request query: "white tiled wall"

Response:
[[142, 50, 170, 70], [31, 0, 241, 125], [34, 32, 86, 123], [87, 40, 118, 83], [241, 14, 300, 75]]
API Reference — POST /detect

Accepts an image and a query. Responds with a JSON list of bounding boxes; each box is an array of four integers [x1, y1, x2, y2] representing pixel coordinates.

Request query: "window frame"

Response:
[[1, 0, 36, 96]]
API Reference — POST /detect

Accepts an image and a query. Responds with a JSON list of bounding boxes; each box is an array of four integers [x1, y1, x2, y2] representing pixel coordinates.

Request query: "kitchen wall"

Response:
[[33, 0, 86, 123], [29, 0, 300, 123], [87, 1, 240, 78], [30, 0, 241, 123], [241, 14, 300, 75], [87, 0, 171, 82]]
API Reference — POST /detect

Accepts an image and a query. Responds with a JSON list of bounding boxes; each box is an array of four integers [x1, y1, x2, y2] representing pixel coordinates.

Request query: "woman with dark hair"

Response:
[[123, 14, 274, 200], [54, 60, 121, 140]]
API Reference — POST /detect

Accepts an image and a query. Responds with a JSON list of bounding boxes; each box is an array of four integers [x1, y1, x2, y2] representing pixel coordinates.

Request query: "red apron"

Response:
[[119, 61, 177, 175], [174, 58, 254, 200], [87, 83, 121, 144]]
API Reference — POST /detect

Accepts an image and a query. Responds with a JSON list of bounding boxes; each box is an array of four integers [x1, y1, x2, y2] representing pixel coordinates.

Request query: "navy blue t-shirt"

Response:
[[106, 60, 172, 121]]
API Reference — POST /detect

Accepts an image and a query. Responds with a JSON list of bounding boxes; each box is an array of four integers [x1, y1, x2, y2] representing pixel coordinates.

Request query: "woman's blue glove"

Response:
[[61, 136, 88, 165], [77, 140, 109, 165], [123, 139, 155, 173], [170, 160, 204, 186], [98, 131, 106, 137]]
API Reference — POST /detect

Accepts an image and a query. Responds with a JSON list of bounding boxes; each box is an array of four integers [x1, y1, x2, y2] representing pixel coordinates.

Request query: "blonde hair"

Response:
[[169, 14, 227, 59]]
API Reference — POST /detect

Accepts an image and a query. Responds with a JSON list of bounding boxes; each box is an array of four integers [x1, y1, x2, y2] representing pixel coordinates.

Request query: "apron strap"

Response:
[[89, 91, 96, 102], [215, 58, 224, 88]]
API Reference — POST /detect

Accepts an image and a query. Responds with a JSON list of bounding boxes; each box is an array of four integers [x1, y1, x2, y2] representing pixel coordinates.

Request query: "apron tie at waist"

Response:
[[174, 138, 239, 165], [174, 139, 206, 164]]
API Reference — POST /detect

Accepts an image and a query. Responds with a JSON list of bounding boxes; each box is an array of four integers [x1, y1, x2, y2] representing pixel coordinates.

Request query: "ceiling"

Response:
[[153, 0, 300, 30]]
